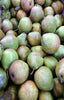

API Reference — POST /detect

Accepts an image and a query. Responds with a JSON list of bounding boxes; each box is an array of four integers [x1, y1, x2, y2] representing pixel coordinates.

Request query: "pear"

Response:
[[0, 35, 19, 50], [56, 26, 64, 42], [56, 58, 64, 83], [21, 0, 34, 12], [53, 78, 64, 97], [1, 48, 18, 71], [10, 8, 17, 17], [11, 0, 20, 7], [6, 30, 17, 36], [32, 23, 41, 33], [31, 46, 46, 57], [0, 30, 5, 40], [35, 0, 45, 6], [53, 45, 64, 60], [39, 91, 53, 100], [27, 52, 43, 70], [43, 56, 58, 71], [41, 15, 56, 33], [28, 32, 41, 46], [1, 0, 11, 10], [2, 19, 13, 33], [0, 44, 4, 60], [55, 15, 63, 29], [17, 46, 31, 61], [18, 80, 38, 100], [9, 60, 29, 84], [44, 0, 52, 7], [17, 33, 28, 46], [30, 6, 44, 22], [41, 33, 60, 54], [18, 17, 32, 33], [34, 66, 54, 91], [0, 68, 8, 90]]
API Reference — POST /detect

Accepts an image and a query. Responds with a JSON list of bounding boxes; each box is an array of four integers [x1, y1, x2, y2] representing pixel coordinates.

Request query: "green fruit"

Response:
[[41, 33, 60, 54], [17, 46, 31, 61], [31, 46, 46, 57], [9, 60, 29, 84], [6, 30, 17, 36], [39, 91, 53, 100], [43, 56, 58, 71], [0, 44, 4, 60], [27, 52, 43, 70], [0, 35, 19, 50], [44, 0, 52, 7], [34, 66, 54, 91], [18, 17, 32, 33], [28, 32, 41, 46], [32, 23, 41, 33], [17, 33, 28, 46], [0, 68, 8, 90], [21, 0, 34, 12], [35, 0, 45, 6], [53, 78, 63, 97], [2, 19, 13, 33], [30, 6, 44, 22], [0, 30, 5, 40], [11, 18, 18, 30], [41, 15, 56, 33], [12, 0, 20, 7], [10, 8, 17, 17], [53, 45, 64, 60], [56, 26, 64, 42], [56, 58, 64, 83], [18, 80, 38, 100], [1, 0, 11, 10], [1, 48, 18, 71]]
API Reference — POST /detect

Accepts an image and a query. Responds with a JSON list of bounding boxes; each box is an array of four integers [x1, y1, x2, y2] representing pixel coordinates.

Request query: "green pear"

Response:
[[2, 19, 13, 33], [17, 33, 28, 46], [9, 60, 29, 84], [1, 48, 18, 71], [18, 17, 32, 33], [31, 45, 46, 57], [0, 68, 8, 90], [35, 0, 45, 6], [0, 44, 4, 60], [18, 80, 38, 100], [27, 52, 43, 70], [41, 15, 56, 33], [10, 8, 17, 17], [44, 0, 52, 7], [11, 0, 20, 7], [53, 78, 64, 97], [41, 33, 60, 54], [53, 45, 64, 60], [34, 66, 54, 91], [32, 23, 41, 33], [39, 91, 53, 100], [30, 6, 44, 22], [56, 26, 64, 42], [56, 58, 64, 83], [43, 56, 58, 71], [0, 30, 5, 40], [17, 46, 31, 61], [28, 32, 41, 46], [6, 30, 17, 36], [0, 35, 19, 50]]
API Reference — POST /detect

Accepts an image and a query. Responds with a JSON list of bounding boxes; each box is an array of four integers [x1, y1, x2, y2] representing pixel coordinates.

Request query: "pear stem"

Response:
[[30, 68, 35, 75]]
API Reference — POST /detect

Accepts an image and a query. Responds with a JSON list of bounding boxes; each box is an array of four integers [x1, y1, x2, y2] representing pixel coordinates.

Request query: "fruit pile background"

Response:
[[0, 0, 64, 100]]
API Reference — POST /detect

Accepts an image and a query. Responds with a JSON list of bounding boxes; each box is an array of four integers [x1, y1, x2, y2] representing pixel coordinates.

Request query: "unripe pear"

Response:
[[6, 30, 17, 36], [32, 23, 41, 33], [11, 0, 20, 7], [35, 0, 45, 6]]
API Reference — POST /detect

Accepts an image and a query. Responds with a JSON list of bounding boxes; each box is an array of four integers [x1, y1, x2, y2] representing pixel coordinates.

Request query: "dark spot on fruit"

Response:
[[29, 2, 31, 6], [11, 73, 14, 78], [61, 75, 63, 78]]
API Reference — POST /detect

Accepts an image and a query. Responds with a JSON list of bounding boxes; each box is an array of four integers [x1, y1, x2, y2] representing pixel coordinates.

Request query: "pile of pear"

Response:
[[0, 0, 64, 100]]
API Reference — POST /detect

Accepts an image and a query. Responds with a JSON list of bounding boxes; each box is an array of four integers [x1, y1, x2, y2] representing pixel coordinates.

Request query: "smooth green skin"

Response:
[[18, 80, 38, 100], [43, 56, 58, 71], [18, 17, 32, 33], [55, 15, 63, 29], [39, 92, 53, 100], [11, 18, 18, 30], [0, 35, 19, 50], [12, 0, 20, 7], [41, 33, 60, 54], [1, 0, 11, 10], [1, 49, 18, 71], [0, 68, 8, 90], [30, 6, 44, 22], [32, 23, 41, 33], [34, 66, 54, 91], [44, 7, 54, 16], [1, 10, 11, 20], [56, 26, 64, 42], [17, 33, 28, 46], [54, 45, 64, 60], [2, 19, 13, 33], [44, 0, 52, 7], [27, 52, 43, 69], [41, 15, 56, 33]]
